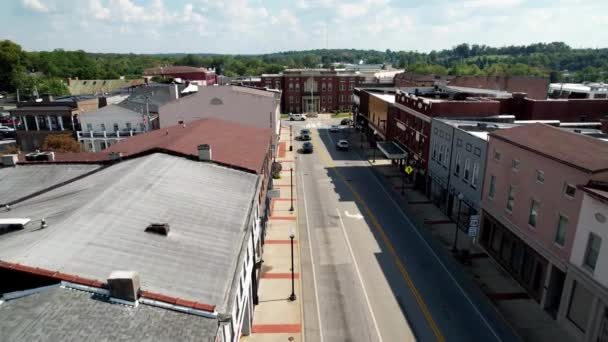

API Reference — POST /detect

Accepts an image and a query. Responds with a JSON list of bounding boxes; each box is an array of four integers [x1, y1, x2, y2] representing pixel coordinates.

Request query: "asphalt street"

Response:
[[292, 117, 520, 342]]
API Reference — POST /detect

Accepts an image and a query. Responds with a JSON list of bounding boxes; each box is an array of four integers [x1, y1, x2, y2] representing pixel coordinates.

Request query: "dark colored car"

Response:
[[300, 129, 311, 135], [302, 142, 314, 153], [300, 134, 311, 141], [340, 119, 353, 126]]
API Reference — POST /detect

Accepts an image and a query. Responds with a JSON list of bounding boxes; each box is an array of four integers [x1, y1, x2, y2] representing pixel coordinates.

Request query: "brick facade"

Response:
[[262, 70, 364, 113]]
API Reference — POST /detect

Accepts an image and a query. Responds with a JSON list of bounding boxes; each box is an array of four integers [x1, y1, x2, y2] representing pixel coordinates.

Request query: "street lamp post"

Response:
[[289, 125, 293, 151], [401, 161, 406, 195], [452, 193, 464, 253], [372, 145, 376, 163], [289, 168, 294, 212], [289, 229, 296, 301]]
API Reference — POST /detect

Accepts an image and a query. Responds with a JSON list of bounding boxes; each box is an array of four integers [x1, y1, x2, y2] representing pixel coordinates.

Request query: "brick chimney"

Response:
[[198, 144, 212, 161]]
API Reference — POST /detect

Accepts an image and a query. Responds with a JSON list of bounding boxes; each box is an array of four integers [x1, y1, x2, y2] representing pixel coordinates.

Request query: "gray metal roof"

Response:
[[0, 153, 258, 311], [0, 285, 218, 341], [118, 84, 186, 113], [0, 164, 101, 205]]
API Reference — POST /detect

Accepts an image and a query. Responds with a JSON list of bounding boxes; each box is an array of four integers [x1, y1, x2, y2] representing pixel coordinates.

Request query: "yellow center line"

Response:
[[312, 129, 446, 342]]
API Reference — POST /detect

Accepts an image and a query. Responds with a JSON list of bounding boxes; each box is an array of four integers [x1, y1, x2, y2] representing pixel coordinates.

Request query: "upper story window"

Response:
[[339, 83, 346, 91], [101, 123, 106, 131], [488, 175, 496, 199], [439, 145, 444, 163], [126, 123, 132, 131], [289, 82, 293, 89], [328, 83, 332, 91], [113, 123, 119, 132], [464, 159, 471, 182], [583, 233, 601, 271], [536, 170, 544, 183], [471, 162, 479, 188], [528, 199, 540, 227], [295, 82, 300, 89], [512, 159, 520, 172], [554, 214, 568, 247], [493, 149, 501, 161], [454, 152, 461, 176], [506, 185, 516, 212], [321, 83, 326, 91], [86, 123, 93, 131], [564, 183, 576, 198]]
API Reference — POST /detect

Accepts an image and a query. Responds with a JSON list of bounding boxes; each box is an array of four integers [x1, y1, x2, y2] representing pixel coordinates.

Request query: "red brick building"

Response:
[[355, 86, 608, 188], [393, 72, 453, 87], [261, 69, 364, 113], [449, 76, 549, 100], [144, 66, 217, 86]]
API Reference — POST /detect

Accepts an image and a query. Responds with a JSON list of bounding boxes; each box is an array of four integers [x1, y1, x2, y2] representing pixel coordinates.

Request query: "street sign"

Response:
[[468, 214, 480, 237], [405, 165, 414, 175]]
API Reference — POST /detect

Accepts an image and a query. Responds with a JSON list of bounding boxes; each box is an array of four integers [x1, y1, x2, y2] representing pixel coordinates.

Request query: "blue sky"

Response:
[[2, 0, 608, 54]]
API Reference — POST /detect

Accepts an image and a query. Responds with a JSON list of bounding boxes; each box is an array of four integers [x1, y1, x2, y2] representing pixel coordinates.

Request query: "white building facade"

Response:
[[561, 186, 608, 342], [77, 104, 151, 152]]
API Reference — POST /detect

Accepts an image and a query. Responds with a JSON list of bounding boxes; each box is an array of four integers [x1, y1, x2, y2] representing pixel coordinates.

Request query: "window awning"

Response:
[[377, 141, 407, 159]]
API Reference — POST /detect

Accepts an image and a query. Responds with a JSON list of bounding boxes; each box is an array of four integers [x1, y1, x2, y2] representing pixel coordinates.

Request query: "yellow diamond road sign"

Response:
[[405, 166, 414, 175]]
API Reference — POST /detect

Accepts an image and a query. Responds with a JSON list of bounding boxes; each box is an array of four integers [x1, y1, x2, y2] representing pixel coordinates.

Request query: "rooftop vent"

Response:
[[107, 271, 140, 302], [108, 152, 122, 161], [198, 144, 212, 161], [145, 223, 170, 236]]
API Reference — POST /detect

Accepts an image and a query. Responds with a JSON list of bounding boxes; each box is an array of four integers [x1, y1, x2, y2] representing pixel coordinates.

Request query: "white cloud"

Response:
[[462, 0, 523, 9], [88, 0, 110, 20], [336, 0, 389, 20], [22, 0, 49, 13]]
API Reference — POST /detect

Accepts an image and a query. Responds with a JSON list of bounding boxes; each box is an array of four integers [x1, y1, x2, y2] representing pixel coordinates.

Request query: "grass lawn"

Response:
[[280, 113, 289, 119], [332, 112, 352, 118]]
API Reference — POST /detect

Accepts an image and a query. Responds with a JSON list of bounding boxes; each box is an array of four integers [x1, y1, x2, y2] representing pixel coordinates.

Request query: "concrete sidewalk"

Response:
[[243, 124, 303, 342], [346, 129, 575, 342]]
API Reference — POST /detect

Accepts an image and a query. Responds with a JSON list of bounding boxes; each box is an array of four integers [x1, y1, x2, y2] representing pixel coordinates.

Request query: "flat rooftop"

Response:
[[0, 153, 258, 312], [370, 92, 396, 104], [436, 118, 520, 141], [0, 163, 101, 205]]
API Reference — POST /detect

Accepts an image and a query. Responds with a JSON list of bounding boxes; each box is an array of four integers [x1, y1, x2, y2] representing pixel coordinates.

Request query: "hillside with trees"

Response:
[[1, 40, 607, 97]]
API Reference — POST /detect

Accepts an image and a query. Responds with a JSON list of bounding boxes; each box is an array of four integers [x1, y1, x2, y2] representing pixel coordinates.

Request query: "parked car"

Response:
[[329, 125, 340, 132], [336, 140, 350, 151], [340, 119, 353, 126], [300, 134, 311, 141], [289, 113, 306, 121], [302, 142, 314, 153], [0, 125, 15, 132], [300, 129, 311, 135]]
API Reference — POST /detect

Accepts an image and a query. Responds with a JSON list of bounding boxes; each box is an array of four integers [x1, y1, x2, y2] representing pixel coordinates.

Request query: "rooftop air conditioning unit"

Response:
[[1, 154, 18, 167]]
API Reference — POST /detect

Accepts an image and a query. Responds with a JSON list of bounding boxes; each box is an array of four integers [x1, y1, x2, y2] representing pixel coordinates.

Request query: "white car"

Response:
[[0, 126, 15, 132], [289, 113, 306, 121], [329, 125, 340, 132], [336, 140, 350, 151]]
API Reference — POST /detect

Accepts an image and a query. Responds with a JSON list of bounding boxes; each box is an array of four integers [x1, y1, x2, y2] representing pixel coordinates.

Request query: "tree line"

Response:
[[1, 40, 607, 97]]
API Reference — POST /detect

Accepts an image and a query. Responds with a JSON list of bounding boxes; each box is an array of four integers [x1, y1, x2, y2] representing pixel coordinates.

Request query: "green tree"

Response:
[[0, 40, 27, 91]]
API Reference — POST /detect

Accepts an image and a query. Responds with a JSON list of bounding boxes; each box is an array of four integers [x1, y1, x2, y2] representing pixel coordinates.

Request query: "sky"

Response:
[[2, 0, 607, 54]]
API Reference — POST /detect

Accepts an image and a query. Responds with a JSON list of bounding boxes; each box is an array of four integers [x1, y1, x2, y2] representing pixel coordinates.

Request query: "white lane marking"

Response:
[[344, 210, 364, 220], [323, 128, 501, 340], [336, 208, 384, 342], [300, 172, 325, 342]]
